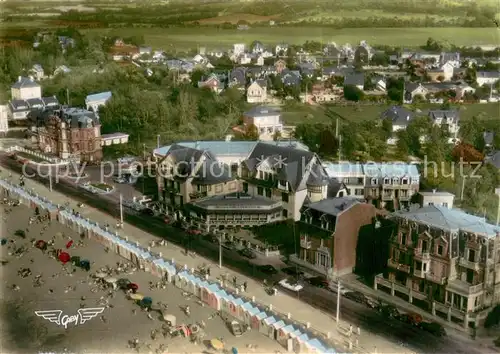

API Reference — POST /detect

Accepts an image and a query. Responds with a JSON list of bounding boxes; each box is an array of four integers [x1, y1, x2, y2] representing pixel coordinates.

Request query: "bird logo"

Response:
[[35, 308, 104, 329]]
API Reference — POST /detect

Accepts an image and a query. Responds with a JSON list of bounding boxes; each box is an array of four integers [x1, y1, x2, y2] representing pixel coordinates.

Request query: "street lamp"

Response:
[[495, 188, 500, 226]]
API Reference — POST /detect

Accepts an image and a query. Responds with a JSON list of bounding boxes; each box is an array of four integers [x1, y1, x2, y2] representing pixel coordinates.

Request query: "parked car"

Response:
[[307, 276, 329, 289], [328, 281, 350, 295], [221, 241, 235, 250], [239, 248, 256, 259], [281, 267, 304, 278], [256, 265, 278, 275], [344, 291, 367, 304], [419, 322, 446, 337], [187, 226, 202, 235], [278, 278, 303, 292], [397, 312, 423, 326], [141, 208, 155, 216], [378, 304, 399, 319]]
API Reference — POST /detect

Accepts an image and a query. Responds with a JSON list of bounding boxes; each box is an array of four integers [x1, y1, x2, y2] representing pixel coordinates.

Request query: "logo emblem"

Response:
[[35, 308, 104, 329]]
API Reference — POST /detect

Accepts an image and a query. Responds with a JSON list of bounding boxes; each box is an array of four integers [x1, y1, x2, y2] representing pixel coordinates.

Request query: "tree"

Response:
[[343, 85, 364, 101], [234, 124, 259, 141], [189, 69, 205, 87], [370, 52, 390, 66], [381, 119, 393, 140], [451, 142, 484, 162]]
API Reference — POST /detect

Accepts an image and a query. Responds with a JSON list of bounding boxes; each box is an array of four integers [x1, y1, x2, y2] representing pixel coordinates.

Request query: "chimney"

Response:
[[18, 76, 22, 82]]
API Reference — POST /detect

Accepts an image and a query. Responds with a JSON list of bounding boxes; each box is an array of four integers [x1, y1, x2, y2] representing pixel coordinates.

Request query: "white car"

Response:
[[278, 278, 304, 292]]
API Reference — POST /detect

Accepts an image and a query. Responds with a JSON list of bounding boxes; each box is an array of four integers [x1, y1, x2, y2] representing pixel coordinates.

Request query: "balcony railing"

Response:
[[277, 181, 288, 191], [414, 269, 427, 278], [300, 239, 312, 249], [242, 177, 276, 189], [459, 258, 480, 271], [447, 279, 484, 295], [425, 273, 447, 285], [388, 259, 411, 273]]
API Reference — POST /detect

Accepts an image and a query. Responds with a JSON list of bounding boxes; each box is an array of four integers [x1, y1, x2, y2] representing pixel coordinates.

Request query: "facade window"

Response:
[[423, 263, 427, 272], [259, 171, 263, 179], [282, 209, 288, 218], [243, 182, 248, 193], [468, 249, 475, 262], [421, 240, 428, 252], [428, 202, 434, 206], [357, 177, 363, 184], [383, 178, 390, 184], [402, 178, 408, 185], [442, 202, 448, 208], [265, 189, 272, 198], [257, 187, 263, 196], [282, 192, 289, 202], [438, 245, 444, 256], [215, 184, 222, 193], [338, 191, 344, 197], [371, 178, 378, 185], [393, 177, 399, 184], [355, 188, 364, 196], [401, 233, 407, 246]]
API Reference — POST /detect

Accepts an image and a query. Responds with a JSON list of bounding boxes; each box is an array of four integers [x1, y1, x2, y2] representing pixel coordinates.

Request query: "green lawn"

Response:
[[82, 26, 498, 50], [281, 102, 500, 125]]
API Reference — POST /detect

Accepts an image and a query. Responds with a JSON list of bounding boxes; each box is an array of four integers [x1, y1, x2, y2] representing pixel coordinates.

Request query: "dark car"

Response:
[[239, 248, 257, 259], [378, 304, 399, 319], [187, 226, 202, 235], [307, 276, 329, 288], [281, 267, 304, 278], [419, 322, 446, 337], [344, 291, 367, 304], [141, 208, 155, 216], [257, 265, 278, 275]]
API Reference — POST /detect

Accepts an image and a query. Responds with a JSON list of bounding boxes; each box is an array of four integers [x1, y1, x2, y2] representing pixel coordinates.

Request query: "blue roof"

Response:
[[263, 316, 277, 325], [153, 140, 309, 158], [273, 320, 285, 329], [282, 324, 296, 333], [323, 162, 364, 176], [307, 338, 326, 352], [256, 312, 268, 320], [393, 205, 500, 238], [85, 91, 112, 103]]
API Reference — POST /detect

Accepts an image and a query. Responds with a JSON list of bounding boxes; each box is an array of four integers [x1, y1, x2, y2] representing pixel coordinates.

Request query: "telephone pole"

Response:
[[336, 280, 341, 325], [119, 193, 124, 226]]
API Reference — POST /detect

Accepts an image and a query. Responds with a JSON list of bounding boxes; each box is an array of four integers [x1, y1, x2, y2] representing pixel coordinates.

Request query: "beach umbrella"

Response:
[[210, 339, 224, 351], [80, 259, 91, 271], [232, 347, 238, 354], [127, 283, 139, 293], [1, 239, 7, 246], [128, 293, 144, 301], [66, 240, 74, 249], [58, 251, 70, 264], [140, 296, 153, 308]]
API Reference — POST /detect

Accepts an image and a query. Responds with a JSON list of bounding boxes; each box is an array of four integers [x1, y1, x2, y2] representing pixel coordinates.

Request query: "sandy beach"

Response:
[[0, 202, 282, 354]]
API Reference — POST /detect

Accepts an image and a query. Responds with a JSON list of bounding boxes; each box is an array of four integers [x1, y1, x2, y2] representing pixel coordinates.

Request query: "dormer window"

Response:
[[371, 178, 378, 185], [393, 177, 399, 184], [402, 177, 409, 185], [383, 178, 390, 185]]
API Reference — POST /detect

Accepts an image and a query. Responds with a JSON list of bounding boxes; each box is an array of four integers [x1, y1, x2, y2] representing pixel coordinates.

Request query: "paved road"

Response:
[[0, 154, 491, 354]]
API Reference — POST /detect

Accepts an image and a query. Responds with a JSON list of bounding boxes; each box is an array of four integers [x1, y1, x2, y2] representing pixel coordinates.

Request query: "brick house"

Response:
[[29, 107, 103, 162], [291, 197, 378, 277]]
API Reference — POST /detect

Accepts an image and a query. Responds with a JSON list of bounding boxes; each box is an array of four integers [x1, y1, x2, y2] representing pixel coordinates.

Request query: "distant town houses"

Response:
[[99, 36, 499, 105]]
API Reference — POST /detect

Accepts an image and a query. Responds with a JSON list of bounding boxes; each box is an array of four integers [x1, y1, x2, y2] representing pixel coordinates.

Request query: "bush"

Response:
[[485, 305, 500, 328]]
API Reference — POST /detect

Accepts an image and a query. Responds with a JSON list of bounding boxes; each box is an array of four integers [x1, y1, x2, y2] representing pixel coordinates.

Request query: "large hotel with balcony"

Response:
[[374, 204, 500, 328], [156, 141, 337, 232]]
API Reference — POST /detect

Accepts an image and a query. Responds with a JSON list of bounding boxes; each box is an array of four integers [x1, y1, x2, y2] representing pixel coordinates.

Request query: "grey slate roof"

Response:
[[244, 106, 280, 118], [229, 68, 247, 86], [11, 77, 40, 89], [477, 71, 500, 79], [192, 160, 235, 185], [428, 110, 459, 124], [164, 144, 209, 179], [344, 73, 364, 87], [9, 100, 30, 111], [26, 98, 44, 108], [307, 163, 329, 186], [280, 70, 301, 86], [41, 96, 60, 107], [244, 142, 323, 192], [327, 179, 346, 198], [393, 205, 500, 238], [486, 150, 500, 169], [305, 197, 359, 216], [381, 106, 415, 126]]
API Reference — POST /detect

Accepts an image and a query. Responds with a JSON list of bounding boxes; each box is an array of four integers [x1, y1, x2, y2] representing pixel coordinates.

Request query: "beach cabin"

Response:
[[306, 338, 327, 353], [201, 283, 222, 309], [278, 324, 298, 348], [229, 297, 244, 320], [240, 302, 260, 326], [252, 311, 267, 331], [117, 240, 133, 262], [294, 333, 310, 353], [260, 316, 277, 336], [175, 271, 197, 293], [220, 293, 235, 315], [270, 320, 286, 340]]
